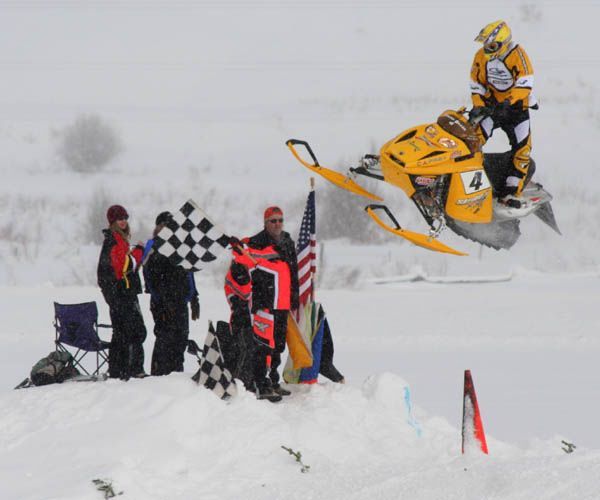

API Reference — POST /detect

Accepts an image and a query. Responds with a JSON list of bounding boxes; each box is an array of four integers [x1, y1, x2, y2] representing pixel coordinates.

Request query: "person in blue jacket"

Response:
[[143, 211, 200, 376]]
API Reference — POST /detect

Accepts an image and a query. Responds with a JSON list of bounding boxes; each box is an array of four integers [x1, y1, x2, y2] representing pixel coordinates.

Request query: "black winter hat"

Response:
[[155, 211, 173, 226]]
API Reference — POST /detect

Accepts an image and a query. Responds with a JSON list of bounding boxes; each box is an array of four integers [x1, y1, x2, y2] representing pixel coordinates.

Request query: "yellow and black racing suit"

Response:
[[470, 43, 537, 196]]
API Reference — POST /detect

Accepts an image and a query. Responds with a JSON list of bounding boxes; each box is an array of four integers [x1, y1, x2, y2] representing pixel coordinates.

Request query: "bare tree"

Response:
[[317, 179, 384, 243], [59, 114, 123, 173], [519, 4, 543, 24], [85, 188, 112, 244]]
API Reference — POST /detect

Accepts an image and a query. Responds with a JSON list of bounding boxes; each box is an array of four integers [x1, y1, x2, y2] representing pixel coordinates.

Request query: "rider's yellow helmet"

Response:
[[475, 20, 512, 59]]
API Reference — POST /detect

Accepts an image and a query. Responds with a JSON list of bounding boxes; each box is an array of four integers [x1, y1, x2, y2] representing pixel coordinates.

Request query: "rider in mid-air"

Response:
[[469, 20, 538, 208]]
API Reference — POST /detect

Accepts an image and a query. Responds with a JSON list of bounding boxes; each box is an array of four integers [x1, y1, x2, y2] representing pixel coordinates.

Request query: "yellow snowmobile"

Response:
[[286, 107, 560, 256]]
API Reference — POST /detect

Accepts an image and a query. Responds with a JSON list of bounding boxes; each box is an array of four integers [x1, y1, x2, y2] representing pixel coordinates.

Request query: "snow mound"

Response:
[[2, 374, 600, 499]]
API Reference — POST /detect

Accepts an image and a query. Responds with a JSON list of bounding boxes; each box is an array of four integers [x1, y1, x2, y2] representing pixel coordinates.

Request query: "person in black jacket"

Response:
[[143, 211, 200, 376], [226, 206, 299, 401], [97, 205, 147, 380]]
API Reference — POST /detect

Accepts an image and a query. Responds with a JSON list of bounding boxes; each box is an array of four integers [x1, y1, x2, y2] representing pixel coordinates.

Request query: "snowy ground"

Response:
[[2, 271, 600, 499]]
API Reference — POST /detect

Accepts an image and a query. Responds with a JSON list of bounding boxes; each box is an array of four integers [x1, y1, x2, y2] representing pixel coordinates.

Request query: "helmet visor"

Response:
[[484, 41, 502, 54]]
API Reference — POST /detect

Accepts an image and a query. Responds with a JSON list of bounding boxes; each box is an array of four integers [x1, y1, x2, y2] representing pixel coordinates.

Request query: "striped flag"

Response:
[[283, 189, 317, 383], [296, 190, 316, 305], [284, 187, 344, 385]]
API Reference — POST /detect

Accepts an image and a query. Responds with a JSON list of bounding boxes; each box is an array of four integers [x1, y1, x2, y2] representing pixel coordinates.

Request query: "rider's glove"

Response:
[[190, 296, 200, 321], [229, 236, 244, 255], [468, 106, 487, 122], [361, 155, 380, 169]]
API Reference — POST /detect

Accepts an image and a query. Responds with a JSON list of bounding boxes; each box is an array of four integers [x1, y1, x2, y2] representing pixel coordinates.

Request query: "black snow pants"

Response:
[[107, 294, 147, 379], [268, 310, 288, 387], [150, 300, 190, 376]]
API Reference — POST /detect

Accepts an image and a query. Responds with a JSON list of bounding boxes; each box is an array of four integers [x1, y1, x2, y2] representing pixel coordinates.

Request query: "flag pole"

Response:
[[310, 177, 316, 303]]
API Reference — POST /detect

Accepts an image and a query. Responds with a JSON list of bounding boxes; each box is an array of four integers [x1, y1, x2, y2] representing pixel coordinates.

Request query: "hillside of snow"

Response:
[[4, 374, 600, 500], [2, 273, 600, 499]]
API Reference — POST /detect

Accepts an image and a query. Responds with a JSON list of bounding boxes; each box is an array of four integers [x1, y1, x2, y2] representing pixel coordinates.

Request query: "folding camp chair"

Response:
[[54, 301, 111, 378]]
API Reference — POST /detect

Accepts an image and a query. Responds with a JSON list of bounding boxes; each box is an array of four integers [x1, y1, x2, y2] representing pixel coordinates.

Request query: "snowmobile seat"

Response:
[[437, 110, 482, 155], [54, 301, 111, 377]]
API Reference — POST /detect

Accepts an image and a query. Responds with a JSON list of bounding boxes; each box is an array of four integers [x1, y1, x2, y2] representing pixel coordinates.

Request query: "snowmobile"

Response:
[[286, 107, 560, 256]]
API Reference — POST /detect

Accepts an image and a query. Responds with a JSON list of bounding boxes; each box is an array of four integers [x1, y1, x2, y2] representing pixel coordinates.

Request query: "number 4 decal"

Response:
[[460, 170, 490, 194], [470, 171, 483, 191]]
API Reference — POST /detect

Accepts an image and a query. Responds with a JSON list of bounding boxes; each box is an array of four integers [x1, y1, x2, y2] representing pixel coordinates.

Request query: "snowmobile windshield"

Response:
[[436, 111, 481, 154]]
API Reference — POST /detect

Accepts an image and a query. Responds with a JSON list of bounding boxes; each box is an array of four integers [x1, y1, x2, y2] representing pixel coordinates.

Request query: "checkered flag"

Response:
[[153, 199, 231, 271], [193, 322, 237, 400]]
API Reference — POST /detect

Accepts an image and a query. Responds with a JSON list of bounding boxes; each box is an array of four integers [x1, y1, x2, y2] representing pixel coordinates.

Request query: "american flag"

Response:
[[296, 190, 316, 306]]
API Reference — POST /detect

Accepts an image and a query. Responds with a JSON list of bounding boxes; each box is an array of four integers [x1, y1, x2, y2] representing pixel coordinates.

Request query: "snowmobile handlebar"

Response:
[[467, 106, 494, 126], [468, 99, 516, 125], [286, 139, 320, 167]]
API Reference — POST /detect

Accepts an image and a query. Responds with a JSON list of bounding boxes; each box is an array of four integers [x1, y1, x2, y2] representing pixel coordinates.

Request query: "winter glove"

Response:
[[230, 262, 251, 285], [229, 236, 244, 255], [190, 296, 200, 321], [468, 106, 488, 124], [361, 154, 380, 169]]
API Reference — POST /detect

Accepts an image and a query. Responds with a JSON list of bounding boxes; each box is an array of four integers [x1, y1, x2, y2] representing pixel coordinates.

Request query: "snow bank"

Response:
[[1, 373, 599, 500], [1, 2, 599, 286]]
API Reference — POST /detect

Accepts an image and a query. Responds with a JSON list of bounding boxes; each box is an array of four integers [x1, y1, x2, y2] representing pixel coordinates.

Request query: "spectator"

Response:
[[97, 204, 147, 380], [225, 206, 299, 402], [143, 211, 200, 376]]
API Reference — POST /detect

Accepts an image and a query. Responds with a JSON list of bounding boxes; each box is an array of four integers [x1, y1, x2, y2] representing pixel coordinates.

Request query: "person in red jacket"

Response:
[[97, 205, 147, 380], [225, 206, 299, 402]]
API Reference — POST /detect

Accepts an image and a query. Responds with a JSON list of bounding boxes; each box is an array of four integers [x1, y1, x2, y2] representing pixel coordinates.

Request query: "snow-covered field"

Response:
[[2, 272, 600, 499], [2, 1, 600, 499]]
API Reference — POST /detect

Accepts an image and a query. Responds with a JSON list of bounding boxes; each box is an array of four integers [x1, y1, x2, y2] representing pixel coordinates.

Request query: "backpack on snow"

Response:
[[30, 351, 80, 386]]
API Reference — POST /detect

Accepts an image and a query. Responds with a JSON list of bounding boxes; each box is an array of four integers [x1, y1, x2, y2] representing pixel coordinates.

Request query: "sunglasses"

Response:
[[117, 216, 129, 221], [267, 218, 284, 223]]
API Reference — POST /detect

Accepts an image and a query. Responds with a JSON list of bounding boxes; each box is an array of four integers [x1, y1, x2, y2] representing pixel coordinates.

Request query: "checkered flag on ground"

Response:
[[195, 323, 237, 400], [153, 199, 231, 271]]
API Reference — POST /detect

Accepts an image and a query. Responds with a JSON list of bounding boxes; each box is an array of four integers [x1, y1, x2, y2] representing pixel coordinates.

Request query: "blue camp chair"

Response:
[[54, 301, 111, 377]]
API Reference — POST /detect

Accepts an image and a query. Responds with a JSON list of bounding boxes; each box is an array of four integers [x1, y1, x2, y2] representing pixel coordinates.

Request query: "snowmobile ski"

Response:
[[286, 139, 383, 202], [365, 205, 468, 256]]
